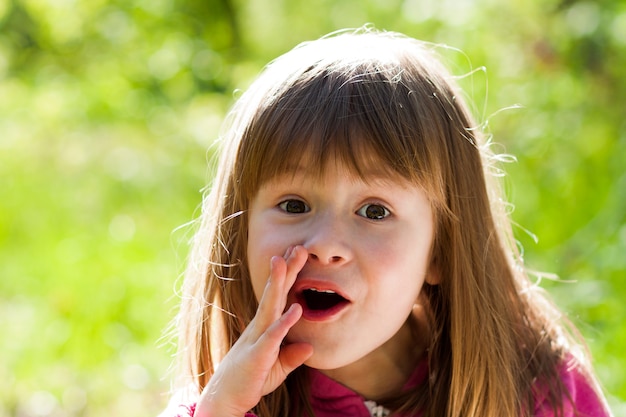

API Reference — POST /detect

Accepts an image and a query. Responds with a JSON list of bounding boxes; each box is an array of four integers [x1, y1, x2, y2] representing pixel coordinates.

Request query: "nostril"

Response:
[[307, 251, 343, 264]]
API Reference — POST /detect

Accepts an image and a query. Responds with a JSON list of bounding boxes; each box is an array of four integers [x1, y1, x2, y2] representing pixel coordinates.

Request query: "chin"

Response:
[[301, 349, 357, 371]]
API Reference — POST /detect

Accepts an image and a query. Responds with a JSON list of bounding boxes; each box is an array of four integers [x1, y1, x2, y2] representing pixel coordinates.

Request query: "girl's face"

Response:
[[247, 158, 435, 375]]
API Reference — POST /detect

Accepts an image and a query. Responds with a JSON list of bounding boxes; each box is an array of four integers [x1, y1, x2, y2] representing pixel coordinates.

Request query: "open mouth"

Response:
[[301, 288, 348, 311]]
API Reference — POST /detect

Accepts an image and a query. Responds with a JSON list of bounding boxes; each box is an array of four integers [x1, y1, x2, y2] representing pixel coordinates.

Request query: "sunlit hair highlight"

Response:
[[173, 28, 594, 417]]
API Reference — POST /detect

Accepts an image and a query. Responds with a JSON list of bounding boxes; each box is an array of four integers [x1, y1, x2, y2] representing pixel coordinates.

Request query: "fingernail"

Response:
[[284, 246, 294, 258]]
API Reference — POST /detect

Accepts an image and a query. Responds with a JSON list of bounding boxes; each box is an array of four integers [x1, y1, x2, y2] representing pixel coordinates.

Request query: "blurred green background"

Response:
[[1, 0, 624, 416]]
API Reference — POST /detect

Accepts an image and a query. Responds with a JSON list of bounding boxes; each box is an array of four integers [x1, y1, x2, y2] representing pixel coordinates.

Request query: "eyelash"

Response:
[[278, 199, 391, 220]]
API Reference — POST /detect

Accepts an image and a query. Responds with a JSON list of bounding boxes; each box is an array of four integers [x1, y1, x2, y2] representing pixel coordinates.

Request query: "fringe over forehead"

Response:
[[228, 31, 481, 211]]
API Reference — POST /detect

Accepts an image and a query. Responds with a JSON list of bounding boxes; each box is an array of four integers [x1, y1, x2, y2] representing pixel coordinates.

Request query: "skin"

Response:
[[196, 161, 436, 417]]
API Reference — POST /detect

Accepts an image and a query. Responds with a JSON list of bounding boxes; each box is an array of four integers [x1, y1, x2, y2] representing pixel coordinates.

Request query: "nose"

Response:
[[303, 213, 352, 266]]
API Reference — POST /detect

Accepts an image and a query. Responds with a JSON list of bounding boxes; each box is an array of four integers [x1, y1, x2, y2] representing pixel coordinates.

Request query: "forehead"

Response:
[[234, 43, 451, 208]]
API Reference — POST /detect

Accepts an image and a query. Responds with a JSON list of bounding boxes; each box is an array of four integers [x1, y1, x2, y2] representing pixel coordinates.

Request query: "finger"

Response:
[[255, 304, 313, 392], [255, 245, 307, 328], [258, 341, 314, 397], [252, 255, 288, 333], [283, 245, 308, 293], [278, 342, 314, 375], [254, 303, 302, 353]]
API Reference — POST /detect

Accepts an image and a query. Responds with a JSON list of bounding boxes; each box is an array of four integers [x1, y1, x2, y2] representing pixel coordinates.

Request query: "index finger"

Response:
[[254, 246, 308, 331]]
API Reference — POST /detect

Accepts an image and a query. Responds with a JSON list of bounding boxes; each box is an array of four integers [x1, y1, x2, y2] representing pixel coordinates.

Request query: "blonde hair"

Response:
[[173, 28, 592, 417]]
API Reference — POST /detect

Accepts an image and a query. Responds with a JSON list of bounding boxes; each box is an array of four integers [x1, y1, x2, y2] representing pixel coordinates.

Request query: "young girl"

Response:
[[162, 28, 612, 417]]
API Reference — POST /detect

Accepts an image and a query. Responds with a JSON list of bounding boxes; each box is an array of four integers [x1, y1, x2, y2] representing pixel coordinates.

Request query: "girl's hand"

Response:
[[194, 246, 314, 417]]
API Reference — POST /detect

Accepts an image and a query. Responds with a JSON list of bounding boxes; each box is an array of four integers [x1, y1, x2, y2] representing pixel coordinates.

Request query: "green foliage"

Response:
[[1, 0, 624, 415]]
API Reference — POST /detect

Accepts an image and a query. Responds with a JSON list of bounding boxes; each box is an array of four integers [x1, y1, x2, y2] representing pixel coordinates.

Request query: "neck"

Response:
[[320, 316, 425, 401]]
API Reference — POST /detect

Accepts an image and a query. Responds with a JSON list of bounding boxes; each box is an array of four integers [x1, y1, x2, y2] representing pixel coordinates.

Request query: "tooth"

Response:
[[309, 288, 336, 294]]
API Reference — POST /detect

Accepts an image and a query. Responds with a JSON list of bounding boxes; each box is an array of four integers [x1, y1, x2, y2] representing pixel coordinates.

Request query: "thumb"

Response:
[[278, 342, 314, 375]]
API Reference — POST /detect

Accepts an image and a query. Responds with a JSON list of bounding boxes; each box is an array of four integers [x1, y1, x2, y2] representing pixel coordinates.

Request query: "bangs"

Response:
[[236, 55, 452, 207]]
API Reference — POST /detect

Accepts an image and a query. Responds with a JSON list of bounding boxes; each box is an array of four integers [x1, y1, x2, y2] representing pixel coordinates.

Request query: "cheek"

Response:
[[370, 231, 432, 288], [247, 236, 268, 302], [247, 220, 285, 302], [247, 219, 263, 302], [247, 257, 266, 303], [363, 229, 424, 266]]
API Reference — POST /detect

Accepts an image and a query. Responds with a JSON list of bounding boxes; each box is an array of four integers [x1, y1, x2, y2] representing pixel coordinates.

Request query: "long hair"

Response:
[[173, 28, 592, 417]]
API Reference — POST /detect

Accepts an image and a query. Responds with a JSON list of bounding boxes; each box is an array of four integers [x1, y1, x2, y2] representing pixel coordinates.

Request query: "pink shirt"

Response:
[[166, 356, 611, 417], [533, 356, 612, 417]]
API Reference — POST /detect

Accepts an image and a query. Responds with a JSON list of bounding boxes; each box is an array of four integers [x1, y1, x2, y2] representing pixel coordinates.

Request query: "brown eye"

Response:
[[278, 199, 309, 214], [357, 204, 390, 220]]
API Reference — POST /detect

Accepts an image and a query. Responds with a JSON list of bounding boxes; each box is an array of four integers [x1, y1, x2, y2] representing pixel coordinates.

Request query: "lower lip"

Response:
[[296, 297, 350, 322]]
